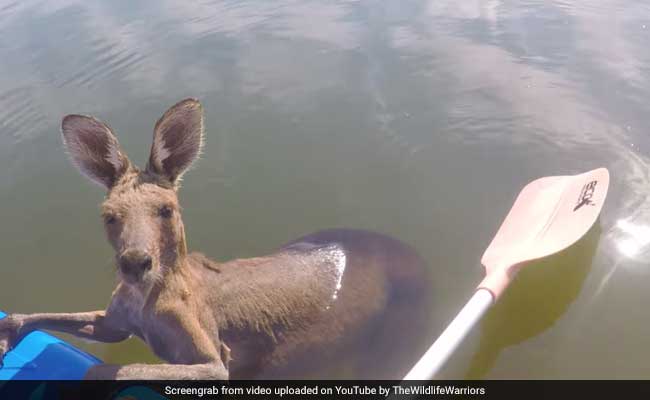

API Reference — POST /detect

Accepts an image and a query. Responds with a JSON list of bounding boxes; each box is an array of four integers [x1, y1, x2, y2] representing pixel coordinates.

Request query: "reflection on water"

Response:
[[466, 223, 600, 379], [0, 0, 650, 378], [614, 219, 650, 258], [592, 217, 650, 302]]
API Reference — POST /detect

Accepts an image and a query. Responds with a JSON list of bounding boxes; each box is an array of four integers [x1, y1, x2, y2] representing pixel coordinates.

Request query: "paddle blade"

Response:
[[479, 168, 609, 298]]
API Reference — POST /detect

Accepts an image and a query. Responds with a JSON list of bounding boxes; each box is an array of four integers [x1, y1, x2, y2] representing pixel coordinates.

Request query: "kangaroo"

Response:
[[0, 99, 431, 379]]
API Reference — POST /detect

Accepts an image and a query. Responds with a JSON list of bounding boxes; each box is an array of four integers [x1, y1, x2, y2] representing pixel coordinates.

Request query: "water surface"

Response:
[[1, 0, 649, 378]]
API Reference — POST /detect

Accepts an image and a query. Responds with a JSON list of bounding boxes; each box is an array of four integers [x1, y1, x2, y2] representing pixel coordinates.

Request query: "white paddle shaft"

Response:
[[404, 288, 494, 380]]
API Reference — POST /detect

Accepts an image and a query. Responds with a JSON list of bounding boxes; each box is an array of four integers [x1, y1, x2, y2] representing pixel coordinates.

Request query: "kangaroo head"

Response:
[[61, 99, 204, 287]]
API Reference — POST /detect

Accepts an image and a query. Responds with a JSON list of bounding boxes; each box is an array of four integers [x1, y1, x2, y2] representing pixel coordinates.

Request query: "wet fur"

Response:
[[0, 99, 431, 379]]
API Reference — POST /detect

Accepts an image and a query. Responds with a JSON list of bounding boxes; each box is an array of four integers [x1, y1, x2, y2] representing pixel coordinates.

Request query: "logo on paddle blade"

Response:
[[574, 180, 598, 211]]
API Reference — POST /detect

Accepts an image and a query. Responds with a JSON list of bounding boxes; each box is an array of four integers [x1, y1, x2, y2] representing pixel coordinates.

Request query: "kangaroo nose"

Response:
[[119, 250, 153, 276]]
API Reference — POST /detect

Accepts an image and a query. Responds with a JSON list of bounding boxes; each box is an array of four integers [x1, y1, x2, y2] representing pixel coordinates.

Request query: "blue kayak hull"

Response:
[[0, 311, 101, 380], [0, 312, 171, 399]]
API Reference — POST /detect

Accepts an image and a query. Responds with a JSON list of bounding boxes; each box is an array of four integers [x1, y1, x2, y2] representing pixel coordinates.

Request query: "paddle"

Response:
[[404, 167, 610, 380]]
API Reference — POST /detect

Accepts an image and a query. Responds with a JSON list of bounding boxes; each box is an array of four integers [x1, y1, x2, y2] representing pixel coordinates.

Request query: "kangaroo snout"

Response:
[[119, 249, 153, 279]]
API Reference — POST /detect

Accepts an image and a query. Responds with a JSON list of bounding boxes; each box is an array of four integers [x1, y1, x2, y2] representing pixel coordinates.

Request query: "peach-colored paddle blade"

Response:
[[479, 168, 609, 298], [404, 168, 610, 380]]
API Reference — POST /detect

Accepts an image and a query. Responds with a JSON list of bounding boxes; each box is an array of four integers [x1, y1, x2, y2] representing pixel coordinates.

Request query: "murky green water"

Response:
[[1, 0, 649, 378]]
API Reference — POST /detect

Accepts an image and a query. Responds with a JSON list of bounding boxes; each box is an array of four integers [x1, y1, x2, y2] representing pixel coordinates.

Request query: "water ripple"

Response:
[[0, 87, 47, 145]]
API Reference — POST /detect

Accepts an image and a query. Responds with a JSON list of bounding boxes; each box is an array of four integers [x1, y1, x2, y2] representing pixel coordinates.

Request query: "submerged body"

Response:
[[109, 229, 429, 379], [0, 99, 430, 379]]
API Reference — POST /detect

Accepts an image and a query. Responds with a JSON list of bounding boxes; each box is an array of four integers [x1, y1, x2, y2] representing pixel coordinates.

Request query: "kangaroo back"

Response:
[[227, 229, 432, 379]]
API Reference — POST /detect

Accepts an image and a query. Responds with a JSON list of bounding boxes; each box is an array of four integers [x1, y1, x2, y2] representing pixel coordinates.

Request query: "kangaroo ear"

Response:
[[146, 98, 204, 186], [61, 115, 131, 189]]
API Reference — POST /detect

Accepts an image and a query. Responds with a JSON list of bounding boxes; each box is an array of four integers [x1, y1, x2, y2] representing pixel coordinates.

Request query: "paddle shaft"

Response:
[[404, 168, 609, 380], [404, 289, 494, 380]]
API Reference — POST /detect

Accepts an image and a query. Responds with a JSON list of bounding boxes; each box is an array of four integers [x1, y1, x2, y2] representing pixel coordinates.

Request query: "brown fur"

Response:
[[0, 99, 431, 379]]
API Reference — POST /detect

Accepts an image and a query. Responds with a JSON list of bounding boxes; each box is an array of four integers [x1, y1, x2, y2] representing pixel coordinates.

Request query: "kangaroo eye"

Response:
[[104, 214, 117, 225], [159, 205, 173, 219]]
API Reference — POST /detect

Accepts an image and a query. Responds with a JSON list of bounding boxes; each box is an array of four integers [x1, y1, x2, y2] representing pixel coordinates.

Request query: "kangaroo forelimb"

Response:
[[84, 362, 228, 380]]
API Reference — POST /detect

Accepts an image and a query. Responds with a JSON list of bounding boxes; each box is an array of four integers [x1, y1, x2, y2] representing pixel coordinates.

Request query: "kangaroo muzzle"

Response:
[[119, 249, 153, 280]]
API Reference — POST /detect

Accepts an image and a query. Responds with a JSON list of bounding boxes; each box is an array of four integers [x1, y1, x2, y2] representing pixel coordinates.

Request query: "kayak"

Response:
[[0, 311, 169, 399], [0, 310, 101, 380]]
